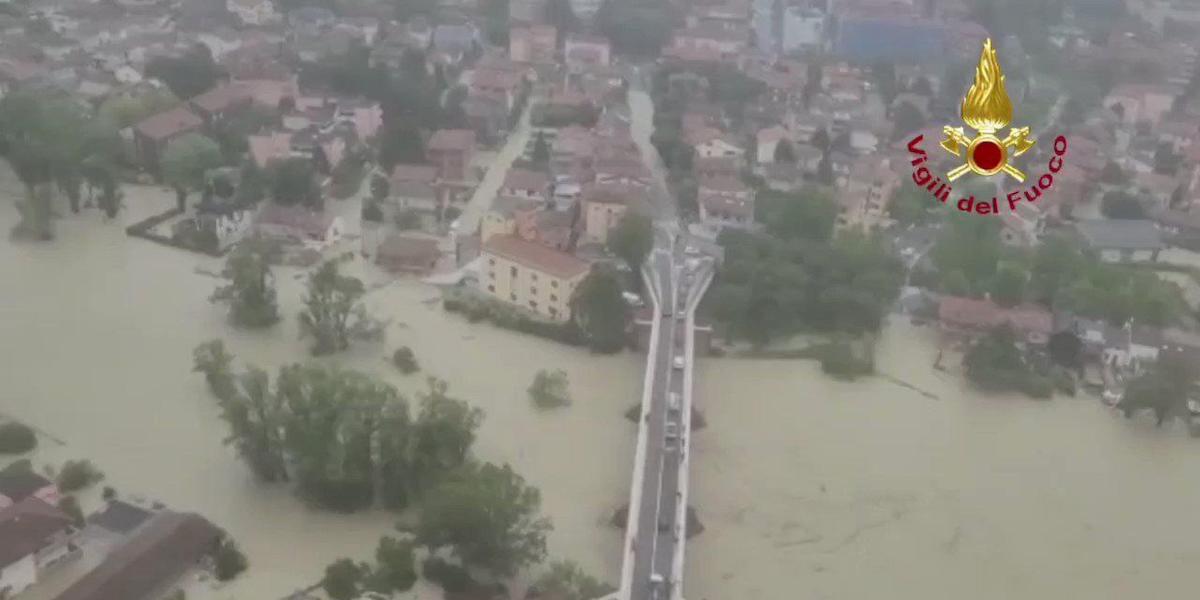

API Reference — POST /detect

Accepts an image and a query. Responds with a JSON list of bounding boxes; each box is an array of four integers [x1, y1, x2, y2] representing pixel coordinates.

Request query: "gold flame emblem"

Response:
[[940, 39, 1035, 182]]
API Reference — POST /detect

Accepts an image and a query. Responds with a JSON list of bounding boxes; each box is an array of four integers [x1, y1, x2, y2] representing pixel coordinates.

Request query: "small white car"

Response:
[[665, 422, 679, 440], [672, 356, 685, 370]]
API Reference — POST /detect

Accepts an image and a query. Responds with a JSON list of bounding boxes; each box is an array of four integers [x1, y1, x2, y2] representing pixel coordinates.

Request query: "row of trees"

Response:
[[193, 344, 483, 511], [192, 343, 569, 584], [0, 89, 125, 239], [926, 217, 1187, 326], [209, 249, 384, 354], [707, 225, 904, 348]]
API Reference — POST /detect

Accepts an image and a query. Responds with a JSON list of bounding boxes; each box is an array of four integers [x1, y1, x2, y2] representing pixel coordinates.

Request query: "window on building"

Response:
[[489, 270, 495, 279], [510, 266, 518, 277], [549, 307, 558, 317], [488, 285, 495, 292], [531, 273, 538, 281], [510, 293, 517, 301], [551, 280, 558, 288], [531, 287, 537, 295], [489, 258, 495, 266], [529, 300, 538, 308], [550, 294, 558, 302]]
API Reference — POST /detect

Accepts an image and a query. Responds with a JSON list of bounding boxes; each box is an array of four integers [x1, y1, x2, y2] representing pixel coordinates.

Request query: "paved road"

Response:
[[456, 103, 533, 235]]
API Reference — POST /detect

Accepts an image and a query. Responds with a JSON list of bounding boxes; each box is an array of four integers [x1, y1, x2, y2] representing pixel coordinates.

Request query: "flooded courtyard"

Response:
[[6, 173, 1200, 600]]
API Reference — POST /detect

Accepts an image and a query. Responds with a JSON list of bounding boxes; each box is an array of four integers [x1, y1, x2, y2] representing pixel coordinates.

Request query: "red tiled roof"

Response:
[[698, 176, 749, 195], [390, 163, 438, 184], [700, 190, 754, 219], [483, 234, 590, 279], [135, 106, 203, 141], [938, 296, 1053, 337], [502, 168, 549, 192], [377, 233, 440, 261], [0, 498, 71, 569], [428, 129, 476, 152], [582, 182, 639, 205], [190, 84, 252, 113], [256, 203, 336, 237], [55, 512, 220, 600]]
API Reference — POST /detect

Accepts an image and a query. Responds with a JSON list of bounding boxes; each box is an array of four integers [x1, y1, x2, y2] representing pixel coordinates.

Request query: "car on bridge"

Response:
[[672, 356, 685, 370]]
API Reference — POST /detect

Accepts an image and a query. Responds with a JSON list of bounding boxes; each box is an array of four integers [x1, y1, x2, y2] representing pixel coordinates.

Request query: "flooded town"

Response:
[[3, 0, 1200, 599]]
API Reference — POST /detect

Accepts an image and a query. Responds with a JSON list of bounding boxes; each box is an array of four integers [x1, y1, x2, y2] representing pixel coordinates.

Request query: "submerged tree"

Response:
[[1118, 355, 1195, 426], [571, 268, 628, 353], [218, 366, 290, 482], [407, 379, 484, 496], [528, 369, 571, 409], [607, 212, 653, 279], [211, 246, 281, 328], [298, 259, 383, 355], [162, 133, 223, 211], [193, 339, 237, 401], [531, 560, 616, 600], [0, 89, 118, 239], [417, 461, 551, 577]]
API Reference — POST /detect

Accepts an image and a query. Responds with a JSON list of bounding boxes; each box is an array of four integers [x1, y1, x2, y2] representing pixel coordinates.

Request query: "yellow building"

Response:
[[480, 209, 517, 243], [582, 184, 635, 244], [481, 235, 591, 322]]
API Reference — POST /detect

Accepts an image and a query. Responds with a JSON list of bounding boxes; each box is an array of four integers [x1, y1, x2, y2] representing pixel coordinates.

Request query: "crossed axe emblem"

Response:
[[940, 126, 1036, 182]]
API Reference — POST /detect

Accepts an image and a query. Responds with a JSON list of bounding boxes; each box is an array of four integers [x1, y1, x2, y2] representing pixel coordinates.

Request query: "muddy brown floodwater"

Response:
[[6, 166, 1200, 600], [0, 171, 634, 599]]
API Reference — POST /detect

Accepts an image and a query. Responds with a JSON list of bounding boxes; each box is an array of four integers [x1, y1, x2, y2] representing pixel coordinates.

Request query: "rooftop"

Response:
[[0, 498, 71, 569], [503, 168, 550, 192], [1075, 219, 1163, 251], [135, 105, 203, 141], [55, 512, 220, 600], [88, 500, 154, 535], [428, 129, 476, 152], [483, 235, 590, 279], [390, 163, 438, 184]]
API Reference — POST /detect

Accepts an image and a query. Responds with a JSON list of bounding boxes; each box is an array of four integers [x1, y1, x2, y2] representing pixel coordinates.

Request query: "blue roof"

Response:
[[834, 18, 948, 64]]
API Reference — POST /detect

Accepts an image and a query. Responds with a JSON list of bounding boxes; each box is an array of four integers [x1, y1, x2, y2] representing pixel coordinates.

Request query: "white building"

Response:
[[569, 0, 603, 22], [227, 0, 278, 26], [782, 6, 826, 55], [753, 0, 778, 54]]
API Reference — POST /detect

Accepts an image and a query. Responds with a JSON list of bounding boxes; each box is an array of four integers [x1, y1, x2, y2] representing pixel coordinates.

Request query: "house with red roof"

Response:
[[189, 84, 253, 124], [698, 177, 754, 230], [500, 168, 551, 203], [480, 234, 591, 322], [564, 34, 611, 71], [254, 204, 343, 249], [54, 511, 220, 600], [133, 106, 204, 169], [509, 24, 556, 64], [580, 183, 636, 244], [938, 296, 1054, 346], [427, 129, 477, 183], [0, 498, 76, 597]]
